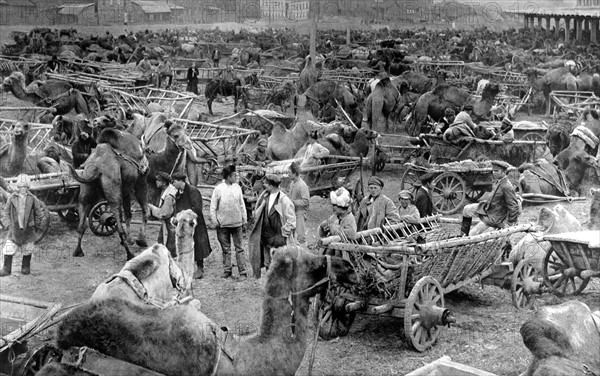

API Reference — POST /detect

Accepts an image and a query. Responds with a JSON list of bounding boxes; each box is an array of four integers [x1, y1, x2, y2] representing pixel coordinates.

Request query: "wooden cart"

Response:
[[0, 295, 63, 376], [317, 221, 535, 351], [549, 90, 600, 119], [105, 88, 197, 119]]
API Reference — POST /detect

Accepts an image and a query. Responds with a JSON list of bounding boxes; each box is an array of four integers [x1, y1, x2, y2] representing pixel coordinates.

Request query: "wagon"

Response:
[[549, 90, 600, 119], [412, 60, 466, 80], [105, 87, 197, 119], [480, 120, 549, 161], [317, 219, 535, 351], [372, 134, 427, 172], [542, 231, 600, 297], [0, 295, 63, 376]]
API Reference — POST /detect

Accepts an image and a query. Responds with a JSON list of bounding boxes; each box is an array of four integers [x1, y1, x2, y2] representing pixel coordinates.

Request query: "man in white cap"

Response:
[[318, 187, 357, 240], [0, 174, 49, 277]]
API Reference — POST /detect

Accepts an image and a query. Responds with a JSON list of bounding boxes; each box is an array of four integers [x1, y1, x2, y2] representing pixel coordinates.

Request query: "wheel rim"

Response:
[[511, 260, 539, 310], [20, 344, 62, 376], [89, 201, 117, 237], [201, 160, 220, 184], [465, 186, 485, 202], [431, 172, 467, 215], [542, 247, 590, 297], [522, 132, 548, 162], [317, 286, 356, 340], [404, 276, 445, 352], [400, 167, 423, 193]]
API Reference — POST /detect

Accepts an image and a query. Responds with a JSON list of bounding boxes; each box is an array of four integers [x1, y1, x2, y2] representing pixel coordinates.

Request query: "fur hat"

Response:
[[490, 160, 511, 170], [171, 172, 187, 181], [367, 176, 384, 188], [330, 187, 351, 208]]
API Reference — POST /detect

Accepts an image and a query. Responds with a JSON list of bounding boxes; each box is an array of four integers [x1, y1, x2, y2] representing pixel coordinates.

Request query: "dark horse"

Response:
[[204, 73, 260, 115]]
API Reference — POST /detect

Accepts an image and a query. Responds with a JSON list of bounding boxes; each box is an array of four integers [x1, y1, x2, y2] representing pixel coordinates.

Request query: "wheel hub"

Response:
[[418, 304, 454, 329], [443, 189, 456, 199], [522, 277, 543, 295], [99, 213, 116, 226]]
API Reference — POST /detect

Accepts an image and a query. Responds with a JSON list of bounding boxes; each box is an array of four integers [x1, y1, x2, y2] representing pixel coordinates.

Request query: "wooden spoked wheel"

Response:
[[404, 276, 446, 352], [89, 201, 117, 237], [465, 185, 486, 202], [542, 246, 590, 297], [317, 286, 356, 341], [58, 208, 79, 223], [19, 344, 62, 376], [431, 172, 467, 215], [201, 159, 220, 185], [400, 167, 423, 193], [522, 132, 548, 162], [511, 259, 539, 310]]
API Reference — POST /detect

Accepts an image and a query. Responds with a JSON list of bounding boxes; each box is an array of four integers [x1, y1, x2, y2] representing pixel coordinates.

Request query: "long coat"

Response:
[[476, 176, 520, 228], [1, 193, 49, 246], [414, 187, 435, 218], [356, 194, 400, 231], [248, 190, 296, 278], [175, 183, 213, 260]]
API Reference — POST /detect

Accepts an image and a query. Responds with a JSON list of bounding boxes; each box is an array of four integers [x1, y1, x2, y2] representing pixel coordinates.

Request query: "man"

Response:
[[248, 174, 296, 278], [212, 48, 221, 68], [253, 138, 272, 166], [299, 130, 330, 169], [156, 56, 173, 89], [186, 61, 199, 94], [397, 190, 420, 223], [356, 176, 401, 231], [414, 173, 435, 218], [288, 162, 309, 245], [460, 160, 521, 236], [47, 55, 60, 74], [435, 108, 456, 135], [210, 165, 247, 279], [452, 104, 477, 130], [318, 187, 357, 240], [0, 174, 49, 277], [148, 172, 177, 257], [71, 131, 97, 169], [219, 65, 238, 84], [172, 172, 212, 279]]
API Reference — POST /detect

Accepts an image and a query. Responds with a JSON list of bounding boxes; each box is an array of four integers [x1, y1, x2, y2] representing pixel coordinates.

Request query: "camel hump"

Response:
[[97, 128, 143, 161]]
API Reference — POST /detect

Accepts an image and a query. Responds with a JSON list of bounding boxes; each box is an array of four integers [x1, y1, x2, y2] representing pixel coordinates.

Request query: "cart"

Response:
[[412, 60, 466, 80], [105, 87, 197, 120], [317, 220, 535, 351], [239, 109, 295, 135], [372, 134, 427, 172], [480, 120, 549, 161], [0, 295, 63, 376], [549, 91, 600, 119], [542, 231, 600, 297]]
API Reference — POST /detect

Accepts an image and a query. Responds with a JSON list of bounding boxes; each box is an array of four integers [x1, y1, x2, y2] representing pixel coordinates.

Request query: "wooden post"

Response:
[[309, 0, 317, 67], [346, 27, 351, 45]]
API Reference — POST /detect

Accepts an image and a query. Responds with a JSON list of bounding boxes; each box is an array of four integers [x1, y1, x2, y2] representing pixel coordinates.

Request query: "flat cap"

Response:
[[398, 190, 413, 200], [367, 176, 384, 188]]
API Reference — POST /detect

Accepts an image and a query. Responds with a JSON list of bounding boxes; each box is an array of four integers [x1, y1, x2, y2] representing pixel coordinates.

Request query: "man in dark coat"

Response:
[[186, 61, 199, 94], [414, 173, 435, 218], [71, 131, 97, 168], [460, 160, 521, 236], [171, 172, 212, 279]]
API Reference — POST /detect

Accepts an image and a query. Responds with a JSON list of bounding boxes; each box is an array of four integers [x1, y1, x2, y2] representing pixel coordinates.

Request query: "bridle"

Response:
[[266, 253, 334, 339]]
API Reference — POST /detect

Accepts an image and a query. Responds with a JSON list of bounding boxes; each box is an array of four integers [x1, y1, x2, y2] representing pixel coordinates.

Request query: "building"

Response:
[[260, 0, 311, 20], [57, 3, 96, 24], [0, 0, 36, 25]]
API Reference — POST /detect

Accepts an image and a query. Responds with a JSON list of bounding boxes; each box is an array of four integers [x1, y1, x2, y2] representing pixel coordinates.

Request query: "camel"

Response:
[[171, 210, 197, 298], [267, 120, 315, 161], [2, 72, 90, 116], [364, 78, 410, 132], [555, 109, 600, 170], [322, 128, 379, 158], [298, 55, 319, 93], [407, 82, 501, 137], [295, 81, 358, 120], [0, 122, 30, 177], [91, 243, 186, 305], [69, 129, 149, 261], [36, 246, 357, 376]]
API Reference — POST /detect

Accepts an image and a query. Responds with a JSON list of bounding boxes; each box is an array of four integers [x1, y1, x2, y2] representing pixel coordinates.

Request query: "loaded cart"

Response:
[[317, 219, 535, 351]]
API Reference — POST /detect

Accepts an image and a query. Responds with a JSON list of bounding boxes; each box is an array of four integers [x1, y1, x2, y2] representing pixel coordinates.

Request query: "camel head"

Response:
[[2, 71, 26, 93], [165, 122, 193, 151], [11, 121, 30, 140], [92, 114, 118, 130], [171, 209, 197, 238], [265, 246, 357, 300]]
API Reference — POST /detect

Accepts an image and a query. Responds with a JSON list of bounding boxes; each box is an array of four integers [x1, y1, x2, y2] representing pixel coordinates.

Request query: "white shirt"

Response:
[[268, 191, 279, 212]]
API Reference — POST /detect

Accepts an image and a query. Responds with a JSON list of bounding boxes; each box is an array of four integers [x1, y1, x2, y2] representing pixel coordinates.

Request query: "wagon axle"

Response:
[[419, 304, 455, 329]]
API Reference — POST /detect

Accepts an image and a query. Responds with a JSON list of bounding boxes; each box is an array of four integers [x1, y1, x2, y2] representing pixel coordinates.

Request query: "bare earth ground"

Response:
[[0, 21, 598, 376]]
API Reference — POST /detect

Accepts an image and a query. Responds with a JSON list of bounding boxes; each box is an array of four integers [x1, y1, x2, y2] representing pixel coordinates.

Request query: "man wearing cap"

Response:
[[356, 176, 401, 231], [493, 117, 515, 143], [210, 165, 247, 279], [186, 61, 199, 94], [248, 173, 296, 278], [460, 160, 521, 236], [288, 161, 309, 245], [453, 104, 477, 130], [172, 172, 212, 279], [318, 187, 356, 240], [0, 174, 49, 277], [253, 138, 272, 166], [397, 190, 420, 223], [148, 172, 177, 257], [71, 131, 97, 169], [414, 173, 435, 218]]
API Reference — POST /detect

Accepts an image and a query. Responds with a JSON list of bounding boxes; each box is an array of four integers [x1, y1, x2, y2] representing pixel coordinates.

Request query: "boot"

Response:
[[460, 217, 472, 237], [21, 255, 31, 275], [194, 259, 204, 279], [0, 255, 13, 277]]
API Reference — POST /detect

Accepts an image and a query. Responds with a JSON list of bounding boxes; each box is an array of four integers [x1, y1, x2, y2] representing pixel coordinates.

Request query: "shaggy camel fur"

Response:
[[171, 209, 197, 297], [38, 246, 357, 376]]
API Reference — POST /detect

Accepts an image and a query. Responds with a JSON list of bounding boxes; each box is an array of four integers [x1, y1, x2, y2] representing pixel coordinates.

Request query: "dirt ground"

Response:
[[0, 21, 599, 376]]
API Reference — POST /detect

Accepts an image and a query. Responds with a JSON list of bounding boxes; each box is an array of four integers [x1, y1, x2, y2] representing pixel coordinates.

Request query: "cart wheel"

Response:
[[89, 201, 117, 237], [511, 259, 540, 310], [542, 246, 590, 296], [404, 276, 446, 352], [431, 172, 467, 215], [400, 167, 422, 193], [316, 286, 356, 340], [465, 186, 485, 202], [201, 159, 220, 185], [522, 132, 548, 162], [58, 208, 79, 223], [18, 344, 62, 376]]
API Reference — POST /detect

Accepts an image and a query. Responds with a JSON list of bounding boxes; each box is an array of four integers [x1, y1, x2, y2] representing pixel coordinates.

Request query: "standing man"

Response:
[[356, 176, 400, 231], [288, 162, 309, 245], [212, 48, 221, 68], [248, 174, 296, 278], [186, 61, 199, 94], [148, 172, 177, 257], [460, 160, 521, 236], [156, 56, 173, 89], [210, 165, 248, 279], [414, 173, 435, 218], [172, 172, 212, 279], [0, 174, 49, 277]]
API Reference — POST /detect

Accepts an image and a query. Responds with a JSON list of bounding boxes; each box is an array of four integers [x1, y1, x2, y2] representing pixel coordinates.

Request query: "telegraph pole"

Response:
[[309, 0, 317, 66]]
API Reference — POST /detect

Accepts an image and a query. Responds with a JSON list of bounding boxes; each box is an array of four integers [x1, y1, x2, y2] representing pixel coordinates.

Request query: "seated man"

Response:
[[492, 117, 515, 143], [434, 108, 456, 135], [253, 138, 272, 166], [460, 160, 521, 236], [397, 190, 420, 223], [299, 130, 330, 169], [356, 176, 401, 231], [318, 187, 357, 240]]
